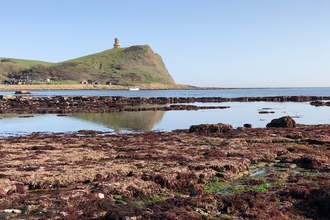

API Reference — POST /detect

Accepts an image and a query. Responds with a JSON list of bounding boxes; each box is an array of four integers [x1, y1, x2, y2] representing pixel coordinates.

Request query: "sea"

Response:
[[1, 87, 330, 137]]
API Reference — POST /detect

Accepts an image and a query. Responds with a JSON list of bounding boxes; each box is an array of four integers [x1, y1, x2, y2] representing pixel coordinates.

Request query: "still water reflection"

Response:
[[74, 111, 165, 132], [0, 102, 329, 137]]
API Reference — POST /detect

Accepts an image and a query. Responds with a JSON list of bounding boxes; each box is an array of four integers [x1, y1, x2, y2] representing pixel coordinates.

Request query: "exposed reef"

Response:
[[0, 124, 329, 219], [1, 95, 330, 114]]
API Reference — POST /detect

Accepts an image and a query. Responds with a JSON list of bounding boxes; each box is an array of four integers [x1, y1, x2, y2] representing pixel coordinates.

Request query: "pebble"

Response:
[[3, 209, 22, 214]]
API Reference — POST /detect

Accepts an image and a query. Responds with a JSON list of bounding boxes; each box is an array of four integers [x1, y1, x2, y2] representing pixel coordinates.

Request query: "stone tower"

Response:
[[113, 38, 121, 48]]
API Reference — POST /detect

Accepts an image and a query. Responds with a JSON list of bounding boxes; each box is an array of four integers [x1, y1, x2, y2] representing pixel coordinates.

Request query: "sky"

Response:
[[1, 0, 330, 87]]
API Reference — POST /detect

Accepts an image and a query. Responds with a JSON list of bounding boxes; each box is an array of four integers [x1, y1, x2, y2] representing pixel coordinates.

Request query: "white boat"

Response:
[[129, 87, 139, 91]]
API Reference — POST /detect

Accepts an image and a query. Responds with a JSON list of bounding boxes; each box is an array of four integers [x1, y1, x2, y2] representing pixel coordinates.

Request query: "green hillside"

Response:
[[0, 57, 54, 67], [65, 45, 175, 84], [0, 45, 175, 85]]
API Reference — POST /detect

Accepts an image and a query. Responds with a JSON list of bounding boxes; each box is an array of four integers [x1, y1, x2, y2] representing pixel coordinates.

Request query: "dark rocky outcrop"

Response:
[[189, 123, 233, 133], [310, 101, 330, 107], [266, 116, 296, 128], [0, 96, 232, 114], [14, 90, 31, 94], [3, 95, 330, 115]]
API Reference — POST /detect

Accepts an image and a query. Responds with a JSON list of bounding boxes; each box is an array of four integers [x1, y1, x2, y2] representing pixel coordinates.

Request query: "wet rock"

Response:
[[0, 95, 15, 100], [18, 115, 34, 118], [189, 123, 233, 133], [311, 100, 330, 107], [294, 156, 328, 170], [94, 173, 105, 182], [258, 110, 275, 114], [0, 188, 9, 197], [14, 90, 31, 94], [7, 183, 28, 195], [286, 132, 303, 140], [2, 95, 330, 114], [0, 123, 330, 219], [310, 101, 325, 106], [306, 138, 330, 145], [266, 116, 296, 128]]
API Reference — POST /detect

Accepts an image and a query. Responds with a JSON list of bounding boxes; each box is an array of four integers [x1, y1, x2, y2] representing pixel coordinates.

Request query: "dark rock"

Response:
[[266, 116, 296, 128], [189, 123, 233, 133], [18, 115, 34, 118], [13, 183, 27, 194], [2, 95, 330, 114], [310, 101, 325, 106], [258, 111, 275, 114], [306, 138, 330, 145], [0, 95, 15, 100], [243, 123, 252, 128], [14, 90, 31, 94]]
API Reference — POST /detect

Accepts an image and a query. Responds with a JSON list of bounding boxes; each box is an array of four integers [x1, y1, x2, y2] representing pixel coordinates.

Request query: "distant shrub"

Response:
[[124, 45, 144, 52], [1, 59, 14, 63], [111, 64, 124, 70]]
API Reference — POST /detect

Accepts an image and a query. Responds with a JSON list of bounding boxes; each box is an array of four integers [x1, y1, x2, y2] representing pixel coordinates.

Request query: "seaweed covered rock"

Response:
[[266, 116, 296, 128], [189, 123, 233, 133]]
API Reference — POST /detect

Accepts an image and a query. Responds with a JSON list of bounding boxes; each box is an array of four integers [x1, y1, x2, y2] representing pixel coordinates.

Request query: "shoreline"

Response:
[[1, 84, 326, 91], [0, 83, 219, 91]]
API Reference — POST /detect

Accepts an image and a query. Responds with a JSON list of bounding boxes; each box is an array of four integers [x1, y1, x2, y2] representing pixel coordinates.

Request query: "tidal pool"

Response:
[[0, 101, 329, 137]]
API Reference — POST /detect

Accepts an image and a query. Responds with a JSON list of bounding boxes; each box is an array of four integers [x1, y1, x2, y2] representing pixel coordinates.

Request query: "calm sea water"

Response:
[[1, 87, 330, 137], [2, 87, 330, 98]]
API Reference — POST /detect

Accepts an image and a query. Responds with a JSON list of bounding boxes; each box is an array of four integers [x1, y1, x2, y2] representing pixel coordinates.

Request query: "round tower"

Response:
[[113, 38, 121, 48]]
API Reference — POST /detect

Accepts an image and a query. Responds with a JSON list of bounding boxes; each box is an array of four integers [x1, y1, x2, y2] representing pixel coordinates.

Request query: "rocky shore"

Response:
[[0, 95, 330, 219], [0, 124, 329, 219], [1, 95, 330, 114]]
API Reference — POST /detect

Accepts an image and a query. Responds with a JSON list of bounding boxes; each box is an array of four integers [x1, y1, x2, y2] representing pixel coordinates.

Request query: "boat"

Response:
[[129, 87, 139, 91]]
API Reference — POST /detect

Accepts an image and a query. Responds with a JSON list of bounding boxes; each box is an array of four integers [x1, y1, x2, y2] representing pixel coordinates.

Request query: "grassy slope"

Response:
[[0, 58, 55, 81], [0, 57, 54, 67], [65, 45, 175, 84], [0, 45, 175, 84]]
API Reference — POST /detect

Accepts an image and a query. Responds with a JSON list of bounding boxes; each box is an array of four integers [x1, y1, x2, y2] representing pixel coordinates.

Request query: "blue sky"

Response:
[[1, 0, 330, 87]]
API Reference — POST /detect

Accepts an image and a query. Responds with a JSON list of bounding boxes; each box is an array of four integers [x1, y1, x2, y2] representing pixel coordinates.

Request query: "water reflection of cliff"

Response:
[[72, 111, 165, 132]]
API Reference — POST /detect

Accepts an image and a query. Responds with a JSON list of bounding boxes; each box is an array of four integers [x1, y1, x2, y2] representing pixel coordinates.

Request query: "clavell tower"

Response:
[[113, 38, 121, 48]]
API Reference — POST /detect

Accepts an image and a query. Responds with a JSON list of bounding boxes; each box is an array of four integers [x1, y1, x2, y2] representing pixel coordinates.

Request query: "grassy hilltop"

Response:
[[0, 58, 54, 82], [0, 45, 175, 85]]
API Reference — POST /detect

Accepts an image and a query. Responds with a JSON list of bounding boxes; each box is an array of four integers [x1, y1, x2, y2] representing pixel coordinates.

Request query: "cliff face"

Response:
[[71, 45, 175, 84], [0, 60, 26, 81], [2, 45, 175, 85]]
